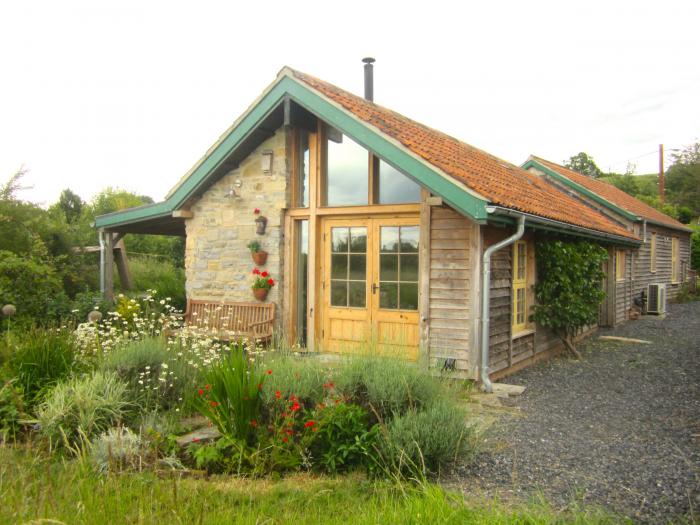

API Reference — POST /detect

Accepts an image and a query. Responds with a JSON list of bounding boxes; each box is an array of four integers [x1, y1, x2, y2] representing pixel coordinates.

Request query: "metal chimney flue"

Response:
[[362, 57, 375, 102]]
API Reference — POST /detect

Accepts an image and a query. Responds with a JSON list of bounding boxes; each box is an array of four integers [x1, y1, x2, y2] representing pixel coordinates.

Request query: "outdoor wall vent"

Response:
[[261, 150, 274, 174]]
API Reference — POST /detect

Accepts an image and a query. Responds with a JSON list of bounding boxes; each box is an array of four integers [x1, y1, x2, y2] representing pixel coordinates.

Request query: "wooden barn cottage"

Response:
[[95, 63, 689, 386]]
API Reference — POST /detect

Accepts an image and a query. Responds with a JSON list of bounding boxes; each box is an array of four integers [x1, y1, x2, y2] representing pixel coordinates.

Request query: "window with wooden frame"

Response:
[[615, 249, 626, 281], [671, 237, 679, 283], [650, 232, 657, 273], [512, 241, 528, 333]]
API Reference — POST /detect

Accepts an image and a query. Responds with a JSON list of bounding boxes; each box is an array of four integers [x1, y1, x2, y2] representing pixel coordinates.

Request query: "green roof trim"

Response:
[[521, 159, 640, 222], [95, 73, 489, 231]]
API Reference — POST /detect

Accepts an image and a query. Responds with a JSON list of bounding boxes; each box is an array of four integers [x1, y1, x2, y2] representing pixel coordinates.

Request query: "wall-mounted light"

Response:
[[225, 178, 243, 200], [261, 150, 273, 174]]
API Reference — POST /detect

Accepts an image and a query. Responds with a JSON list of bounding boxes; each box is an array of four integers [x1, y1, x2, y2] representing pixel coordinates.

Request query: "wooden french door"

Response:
[[321, 217, 420, 360]]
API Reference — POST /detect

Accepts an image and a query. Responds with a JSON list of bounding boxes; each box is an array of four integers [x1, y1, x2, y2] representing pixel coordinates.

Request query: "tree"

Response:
[[564, 152, 603, 178], [57, 189, 84, 224], [532, 239, 608, 359], [666, 142, 700, 219]]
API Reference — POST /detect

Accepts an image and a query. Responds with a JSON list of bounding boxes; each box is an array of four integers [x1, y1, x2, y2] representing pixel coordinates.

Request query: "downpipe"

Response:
[[480, 212, 526, 393]]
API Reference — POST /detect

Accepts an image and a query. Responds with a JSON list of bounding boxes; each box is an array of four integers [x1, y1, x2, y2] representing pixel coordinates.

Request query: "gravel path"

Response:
[[455, 302, 700, 523]]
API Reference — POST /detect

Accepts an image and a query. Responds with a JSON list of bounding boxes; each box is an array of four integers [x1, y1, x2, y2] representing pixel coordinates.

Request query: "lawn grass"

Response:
[[0, 445, 622, 525]]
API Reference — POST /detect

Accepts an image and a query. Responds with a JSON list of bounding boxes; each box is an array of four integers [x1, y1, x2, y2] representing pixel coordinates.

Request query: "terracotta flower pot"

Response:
[[253, 288, 269, 301], [252, 250, 268, 266]]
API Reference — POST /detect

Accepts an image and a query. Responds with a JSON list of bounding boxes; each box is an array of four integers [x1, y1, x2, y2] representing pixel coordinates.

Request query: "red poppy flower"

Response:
[[261, 271, 268, 277], [291, 402, 301, 412], [210, 401, 219, 407], [289, 395, 297, 402], [282, 437, 288, 443], [323, 382, 335, 389], [250, 420, 258, 428], [304, 420, 316, 428], [205, 384, 211, 390], [267, 370, 272, 375], [197, 389, 204, 396], [275, 390, 281, 399], [267, 278, 274, 286], [285, 428, 294, 435], [258, 383, 263, 390]]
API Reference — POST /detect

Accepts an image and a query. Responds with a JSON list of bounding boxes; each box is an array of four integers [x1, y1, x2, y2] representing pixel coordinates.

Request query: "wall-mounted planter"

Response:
[[255, 215, 268, 235], [252, 250, 268, 266], [253, 288, 269, 301]]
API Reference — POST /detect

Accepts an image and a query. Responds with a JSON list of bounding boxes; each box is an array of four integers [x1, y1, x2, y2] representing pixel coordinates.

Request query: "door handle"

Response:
[[372, 283, 378, 294]]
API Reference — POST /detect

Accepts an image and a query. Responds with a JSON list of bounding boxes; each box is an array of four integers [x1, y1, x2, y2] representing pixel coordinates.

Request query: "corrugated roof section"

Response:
[[289, 69, 638, 241]]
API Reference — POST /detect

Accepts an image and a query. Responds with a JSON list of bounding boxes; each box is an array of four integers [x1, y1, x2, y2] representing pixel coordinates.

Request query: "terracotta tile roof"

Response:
[[288, 69, 638, 241], [530, 156, 689, 231]]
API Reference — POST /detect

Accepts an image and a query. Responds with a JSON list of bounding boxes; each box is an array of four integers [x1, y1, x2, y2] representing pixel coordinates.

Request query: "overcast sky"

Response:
[[1, 0, 698, 207]]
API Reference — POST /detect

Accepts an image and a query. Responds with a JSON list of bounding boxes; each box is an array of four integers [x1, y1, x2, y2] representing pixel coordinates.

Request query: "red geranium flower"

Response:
[[250, 420, 258, 428], [192, 437, 200, 443], [258, 383, 263, 390], [253, 268, 260, 275], [254, 208, 261, 214], [285, 428, 294, 435], [267, 278, 274, 286], [197, 389, 204, 396], [323, 382, 334, 389], [289, 395, 297, 402], [210, 401, 219, 407], [261, 271, 268, 277], [291, 402, 301, 412], [275, 390, 281, 399], [205, 384, 211, 390], [282, 437, 288, 443], [304, 420, 316, 428]]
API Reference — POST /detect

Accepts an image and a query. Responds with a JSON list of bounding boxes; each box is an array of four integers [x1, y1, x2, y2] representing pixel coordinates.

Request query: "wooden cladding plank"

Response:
[[431, 239, 469, 250], [430, 268, 470, 280], [429, 288, 469, 300], [429, 348, 471, 360], [431, 218, 471, 230], [429, 308, 470, 320], [430, 318, 469, 329], [431, 229, 470, 240], [430, 259, 470, 270], [429, 327, 470, 340], [430, 249, 470, 260], [430, 279, 469, 291], [429, 298, 470, 309]]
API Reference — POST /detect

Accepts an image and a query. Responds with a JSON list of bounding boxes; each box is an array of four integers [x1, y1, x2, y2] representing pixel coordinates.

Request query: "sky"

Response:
[[1, 0, 698, 207]]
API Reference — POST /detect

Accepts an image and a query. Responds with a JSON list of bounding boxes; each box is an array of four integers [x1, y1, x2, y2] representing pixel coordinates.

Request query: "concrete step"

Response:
[[491, 383, 526, 398]]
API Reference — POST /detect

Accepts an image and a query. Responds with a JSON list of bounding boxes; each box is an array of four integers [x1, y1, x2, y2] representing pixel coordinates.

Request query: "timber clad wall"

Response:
[[184, 130, 288, 312], [487, 247, 512, 372], [613, 227, 691, 324], [427, 206, 476, 376]]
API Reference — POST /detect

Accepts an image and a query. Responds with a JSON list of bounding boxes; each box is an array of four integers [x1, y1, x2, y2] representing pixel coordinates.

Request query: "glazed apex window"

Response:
[[377, 159, 421, 204], [326, 130, 369, 206]]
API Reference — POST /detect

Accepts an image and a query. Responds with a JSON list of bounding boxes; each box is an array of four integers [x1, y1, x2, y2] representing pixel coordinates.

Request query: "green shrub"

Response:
[[37, 371, 131, 451], [191, 345, 266, 445], [261, 356, 328, 405], [334, 357, 443, 421], [6, 327, 76, 409], [91, 426, 144, 473], [0, 251, 64, 321], [305, 402, 379, 473], [0, 379, 25, 442], [123, 257, 186, 310], [102, 337, 199, 412], [379, 399, 475, 476]]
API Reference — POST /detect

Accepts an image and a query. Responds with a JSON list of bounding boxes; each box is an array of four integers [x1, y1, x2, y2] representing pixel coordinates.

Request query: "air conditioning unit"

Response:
[[647, 283, 666, 314]]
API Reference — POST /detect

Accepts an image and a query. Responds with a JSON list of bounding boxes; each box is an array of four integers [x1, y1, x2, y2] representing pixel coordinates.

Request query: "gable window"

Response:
[[671, 237, 679, 283], [650, 232, 657, 273], [325, 130, 369, 206], [376, 159, 422, 204], [296, 131, 310, 208], [512, 240, 528, 333], [615, 249, 626, 281]]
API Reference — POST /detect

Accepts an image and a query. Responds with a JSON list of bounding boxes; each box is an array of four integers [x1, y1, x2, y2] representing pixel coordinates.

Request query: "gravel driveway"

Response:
[[456, 301, 700, 523]]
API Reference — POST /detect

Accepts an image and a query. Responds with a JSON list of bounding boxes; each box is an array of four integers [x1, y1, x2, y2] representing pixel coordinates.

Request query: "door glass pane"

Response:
[[378, 159, 421, 204], [400, 254, 419, 282], [326, 130, 369, 206], [332, 228, 349, 253], [378, 225, 419, 311], [380, 227, 399, 252], [350, 227, 367, 253], [348, 282, 366, 308], [400, 226, 419, 252], [399, 283, 418, 310], [331, 281, 348, 307], [331, 254, 348, 279], [379, 282, 398, 309], [295, 220, 308, 345], [380, 254, 398, 281], [349, 254, 366, 280]]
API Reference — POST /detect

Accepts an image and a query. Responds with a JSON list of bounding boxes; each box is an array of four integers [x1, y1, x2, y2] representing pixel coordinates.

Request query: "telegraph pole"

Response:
[[658, 144, 665, 204]]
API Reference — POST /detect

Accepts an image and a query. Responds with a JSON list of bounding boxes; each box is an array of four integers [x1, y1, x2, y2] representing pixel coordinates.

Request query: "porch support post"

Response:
[[418, 188, 431, 364], [115, 238, 134, 291], [103, 231, 115, 303]]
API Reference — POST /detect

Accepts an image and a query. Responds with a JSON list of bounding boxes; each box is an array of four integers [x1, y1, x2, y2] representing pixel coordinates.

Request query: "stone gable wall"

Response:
[[184, 129, 289, 311]]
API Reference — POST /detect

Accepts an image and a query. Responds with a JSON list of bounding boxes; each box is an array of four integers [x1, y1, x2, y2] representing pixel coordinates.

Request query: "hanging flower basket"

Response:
[[252, 251, 268, 265], [251, 268, 275, 302]]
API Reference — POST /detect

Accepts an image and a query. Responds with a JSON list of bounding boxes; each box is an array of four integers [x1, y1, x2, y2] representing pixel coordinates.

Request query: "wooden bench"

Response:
[[182, 299, 275, 342]]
